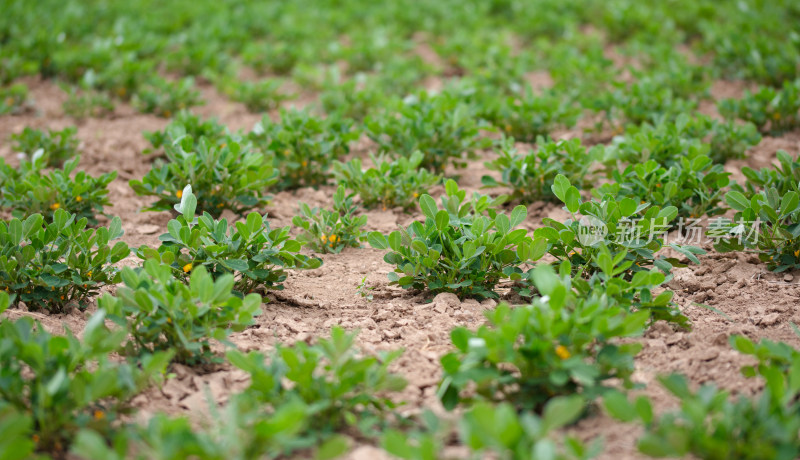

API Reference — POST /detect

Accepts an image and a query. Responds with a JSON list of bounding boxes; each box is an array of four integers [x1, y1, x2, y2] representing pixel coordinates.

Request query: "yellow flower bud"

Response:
[[176, 190, 183, 199], [50, 203, 60, 210], [555, 345, 571, 360], [76, 196, 83, 202], [183, 263, 193, 273]]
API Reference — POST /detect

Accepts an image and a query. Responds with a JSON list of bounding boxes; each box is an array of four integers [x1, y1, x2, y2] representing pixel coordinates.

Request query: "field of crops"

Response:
[[1, 0, 800, 459]]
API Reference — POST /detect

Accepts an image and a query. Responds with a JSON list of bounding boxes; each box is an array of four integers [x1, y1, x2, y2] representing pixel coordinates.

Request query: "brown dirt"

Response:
[[2, 77, 800, 460]]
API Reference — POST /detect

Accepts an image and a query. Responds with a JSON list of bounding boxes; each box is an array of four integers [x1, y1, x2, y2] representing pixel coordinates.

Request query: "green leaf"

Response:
[[419, 194, 437, 220], [619, 197, 637, 217], [367, 232, 388, 250], [382, 431, 413, 458], [495, 213, 510, 234], [108, 216, 124, 240], [510, 205, 527, 228], [223, 259, 250, 272], [726, 191, 750, 211], [731, 335, 756, 354], [315, 435, 349, 460], [638, 433, 683, 457], [46, 367, 67, 395], [552, 174, 571, 202], [542, 395, 584, 431], [603, 391, 637, 422], [388, 231, 402, 251], [435, 210, 450, 232], [657, 374, 691, 399], [411, 239, 428, 254], [0, 291, 10, 315], [780, 191, 799, 215], [565, 187, 580, 213], [8, 219, 22, 246]]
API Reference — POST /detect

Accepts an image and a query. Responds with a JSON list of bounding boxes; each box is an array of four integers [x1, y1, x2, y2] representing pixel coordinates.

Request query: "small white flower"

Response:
[[540, 295, 550, 304], [468, 338, 486, 350]]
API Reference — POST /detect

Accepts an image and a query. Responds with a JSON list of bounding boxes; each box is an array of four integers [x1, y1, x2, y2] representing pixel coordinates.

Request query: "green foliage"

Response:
[[382, 401, 600, 460], [71, 406, 349, 460], [592, 76, 699, 127], [517, 256, 688, 329], [368, 180, 528, 299], [605, 318, 800, 459], [438, 265, 647, 412], [705, 28, 799, 87], [292, 185, 367, 254], [604, 373, 800, 460], [356, 276, 375, 301], [70, 321, 361, 458], [730, 334, 800, 403], [249, 109, 359, 190], [132, 77, 203, 117], [719, 80, 800, 135], [0, 83, 28, 115], [0, 210, 129, 313], [0, 401, 40, 460], [0, 310, 171, 455], [100, 259, 262, 364], [333, 151, 441, 211], [137, 186, 321, 294], [482, 137, 601, 204], [534, 174, 704, 279], [0, 155, 116, 226], [365, 91, 493, 173], [217, 77, 292, 112], [480, 87, 581, 142], [697, 118, 762, 164], [595, 154, 730, 221], [11, 126, 79, 167], [457, 400, 600, 460], [228, 326, 407, 440], [636, 113, 762, 164], [0, 159, 15, 191], [61, 87, 115, 120], [241, 39, 315, 76], [735, 150, 800, 198], [130, 136, 277, 217], [144, 111, 227, 151], [319, 77, 385, 121], [713, 187, 800, 272], [606, 114, 713, 167], [379, 412, 443, 460]]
